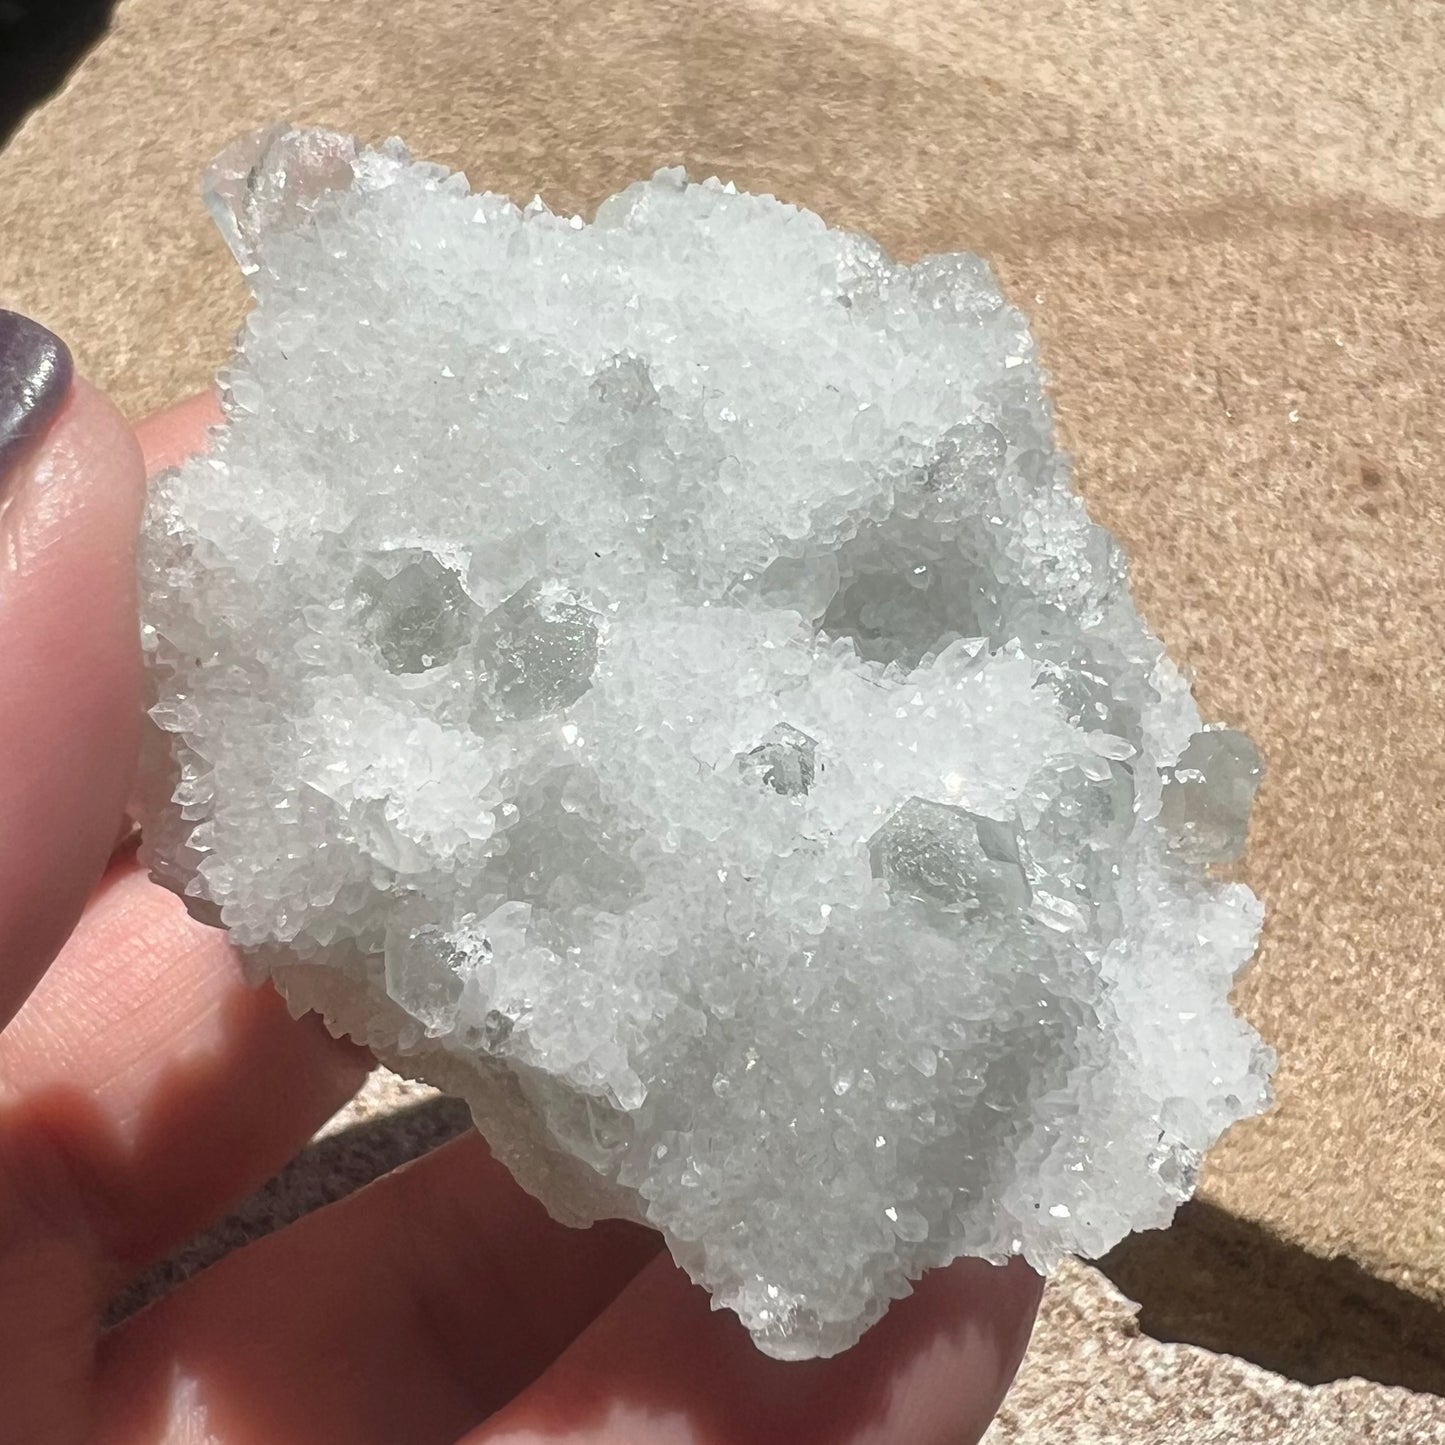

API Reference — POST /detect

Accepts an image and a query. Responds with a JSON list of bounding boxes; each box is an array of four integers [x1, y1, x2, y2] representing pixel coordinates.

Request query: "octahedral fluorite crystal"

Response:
[[134, 125, 1272, 1359]]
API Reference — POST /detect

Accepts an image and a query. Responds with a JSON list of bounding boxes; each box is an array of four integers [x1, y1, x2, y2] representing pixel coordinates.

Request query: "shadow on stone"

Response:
[[1097, 1200, 1445, 1397], [0, 0, 116, 148]]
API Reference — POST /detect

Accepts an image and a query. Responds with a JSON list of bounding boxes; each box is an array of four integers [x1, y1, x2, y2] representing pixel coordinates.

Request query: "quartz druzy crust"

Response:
[[136, 125, 1271, 1359]]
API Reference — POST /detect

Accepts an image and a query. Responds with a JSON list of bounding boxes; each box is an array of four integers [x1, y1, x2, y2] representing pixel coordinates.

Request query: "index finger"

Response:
[[133, 391, 222, 476], [463, 1252, 1042, 1445], [0, 371, 146, 1030]]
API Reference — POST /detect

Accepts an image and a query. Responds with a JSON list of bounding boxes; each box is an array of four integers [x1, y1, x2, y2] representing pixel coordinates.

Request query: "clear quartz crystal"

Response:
[[740, 724, 818, 797], [134, 126, 1272, 1360], [1159, 727, 1264, 863]]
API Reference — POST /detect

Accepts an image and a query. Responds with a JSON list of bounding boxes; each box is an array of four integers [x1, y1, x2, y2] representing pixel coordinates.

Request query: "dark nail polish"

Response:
[[0, 309, 73, 497]]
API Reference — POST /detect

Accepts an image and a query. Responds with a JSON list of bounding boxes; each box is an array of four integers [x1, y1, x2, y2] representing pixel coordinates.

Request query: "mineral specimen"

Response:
[[134, 125, 1272, 1359]]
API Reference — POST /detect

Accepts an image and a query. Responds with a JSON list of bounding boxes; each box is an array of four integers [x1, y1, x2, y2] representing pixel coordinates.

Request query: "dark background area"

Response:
[[0, 0, 115, 146]]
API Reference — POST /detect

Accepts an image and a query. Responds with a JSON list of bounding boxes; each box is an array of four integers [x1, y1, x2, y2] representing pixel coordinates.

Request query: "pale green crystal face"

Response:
[[135, 125, 1271, 1360]]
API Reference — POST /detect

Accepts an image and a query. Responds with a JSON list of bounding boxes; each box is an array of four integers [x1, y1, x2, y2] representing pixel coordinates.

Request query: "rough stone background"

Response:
[[2, 0, 1443, 1438]]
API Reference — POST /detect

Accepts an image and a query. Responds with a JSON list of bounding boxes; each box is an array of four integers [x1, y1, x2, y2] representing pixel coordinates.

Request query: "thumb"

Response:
[[0, 311, 146, 1029]]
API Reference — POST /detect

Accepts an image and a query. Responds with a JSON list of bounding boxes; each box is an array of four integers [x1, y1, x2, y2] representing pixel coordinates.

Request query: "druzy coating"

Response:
[[135, 126, 1271, 1359]]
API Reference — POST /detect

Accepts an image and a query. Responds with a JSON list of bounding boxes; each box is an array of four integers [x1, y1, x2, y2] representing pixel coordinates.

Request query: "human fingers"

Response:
[[0, 314, 144, 1029], [93, 1131, 662, 1445], [132, 390, 221, 476], [0, 858, 369, 1286], [461, 1252, 1041, 1445]]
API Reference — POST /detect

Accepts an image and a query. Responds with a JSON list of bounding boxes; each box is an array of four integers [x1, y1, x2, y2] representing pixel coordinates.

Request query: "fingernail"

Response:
[[0, 309, 74, 501]]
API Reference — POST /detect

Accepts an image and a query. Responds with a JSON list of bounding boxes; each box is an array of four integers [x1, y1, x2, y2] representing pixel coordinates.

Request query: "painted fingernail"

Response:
[[0, 309, 73, 501]]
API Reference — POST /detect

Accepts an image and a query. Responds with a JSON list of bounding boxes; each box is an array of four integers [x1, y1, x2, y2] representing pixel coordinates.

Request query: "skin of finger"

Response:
[[0, 378, 146, 1030], [0, 858, 369, 1283], [462, 1253, 1042, 1445], [132, 391, 221, 475], [94, 1132, 663, 1445], [0, 1142, 100, 1445]]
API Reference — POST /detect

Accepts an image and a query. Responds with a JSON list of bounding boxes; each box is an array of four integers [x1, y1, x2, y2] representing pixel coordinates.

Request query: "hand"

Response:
[[0, 312, 1041, 1445]]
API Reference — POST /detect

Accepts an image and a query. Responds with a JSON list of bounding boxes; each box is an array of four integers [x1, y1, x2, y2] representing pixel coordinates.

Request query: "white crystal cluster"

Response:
[[135, 126, 1272, 1359]]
